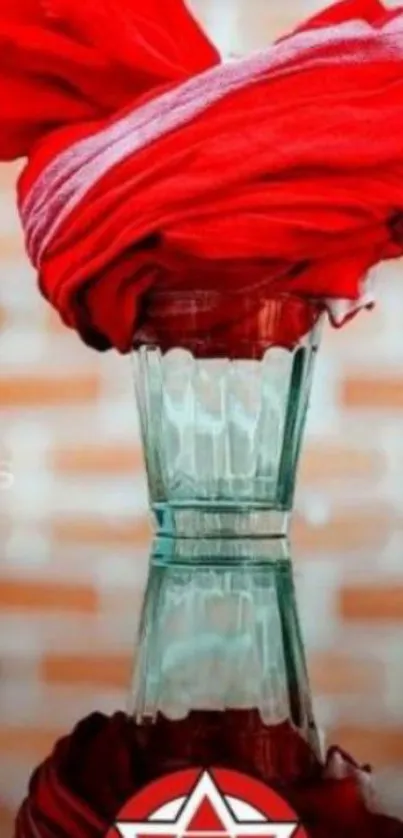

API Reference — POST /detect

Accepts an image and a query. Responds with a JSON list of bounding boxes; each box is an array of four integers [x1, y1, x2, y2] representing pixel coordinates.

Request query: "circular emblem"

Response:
[[106, 767, 309, 838]]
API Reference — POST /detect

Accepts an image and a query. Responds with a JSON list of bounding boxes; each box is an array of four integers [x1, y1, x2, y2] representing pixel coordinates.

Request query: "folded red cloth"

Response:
[[3, 0, 403, 351], [14, 712, 403, 838]]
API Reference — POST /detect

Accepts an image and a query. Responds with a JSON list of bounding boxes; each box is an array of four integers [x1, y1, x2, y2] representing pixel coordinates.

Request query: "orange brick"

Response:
[[309, 651, 382, 696], [341, 374, 403, 409], [0, 579, 98, 614], [45, 308, 68, 334], [293, 507, 393, 554], [236, 11, 300, 45], [328, 726, 403, 768], [101, 588, 144, 615], [339, 585, 403, 621], [0, 161, 22, 188], [41, 652, 132, 687], [0, 801, 16, 835], [0, 726, 62, 760], [51, 516, 152, 546], [53, 444, 144, 475], [0, 234, 23, 259], [299, 445, 383, 483], [0, 373, 101, 407]]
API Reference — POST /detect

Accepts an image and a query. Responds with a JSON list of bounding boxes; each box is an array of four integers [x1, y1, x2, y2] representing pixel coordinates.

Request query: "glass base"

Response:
[[154, 505, 289, 539]]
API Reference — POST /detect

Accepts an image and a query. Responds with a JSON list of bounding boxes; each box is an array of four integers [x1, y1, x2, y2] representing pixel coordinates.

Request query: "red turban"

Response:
[[3, 0, 403, 351]]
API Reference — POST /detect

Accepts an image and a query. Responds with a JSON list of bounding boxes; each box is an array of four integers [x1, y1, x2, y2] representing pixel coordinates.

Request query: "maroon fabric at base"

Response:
[[14, 711, 403, 838]]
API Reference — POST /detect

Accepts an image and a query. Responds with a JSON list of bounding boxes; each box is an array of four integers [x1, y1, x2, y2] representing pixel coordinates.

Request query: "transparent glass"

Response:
[[133, 333, 318, 536], [130, 293, 323, 785]]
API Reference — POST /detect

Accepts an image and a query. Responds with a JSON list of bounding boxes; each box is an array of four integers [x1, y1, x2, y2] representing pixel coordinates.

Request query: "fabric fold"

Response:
[[3, 0, 403, 353]]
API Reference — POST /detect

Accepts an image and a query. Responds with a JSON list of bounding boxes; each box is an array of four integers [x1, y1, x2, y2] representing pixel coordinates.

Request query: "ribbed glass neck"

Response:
[[154, 508, 289, 541]]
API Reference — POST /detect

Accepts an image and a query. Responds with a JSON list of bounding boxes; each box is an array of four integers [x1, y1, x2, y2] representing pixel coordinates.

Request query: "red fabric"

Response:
[[0, 0, 219, 160], [2, 0, 403, 351], [14, 712, 403, 838], [134, 290, 323, 357]]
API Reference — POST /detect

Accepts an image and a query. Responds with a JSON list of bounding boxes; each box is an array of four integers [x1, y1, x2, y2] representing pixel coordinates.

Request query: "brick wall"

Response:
[[1, 1, 403, 833]]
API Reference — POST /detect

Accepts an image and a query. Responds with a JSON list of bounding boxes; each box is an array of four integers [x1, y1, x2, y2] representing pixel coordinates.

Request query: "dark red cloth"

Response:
[[134, 290, 323, 357], [2, 0, 403, 351], [14, 712, 403, 838]]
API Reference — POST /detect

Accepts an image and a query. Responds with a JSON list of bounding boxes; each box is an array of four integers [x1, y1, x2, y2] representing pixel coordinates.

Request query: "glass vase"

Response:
[[129, 291, 323, 789]]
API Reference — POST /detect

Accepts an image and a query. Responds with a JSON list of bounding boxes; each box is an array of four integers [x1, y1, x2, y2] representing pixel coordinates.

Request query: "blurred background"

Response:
[[1, 0, 403, 833]]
